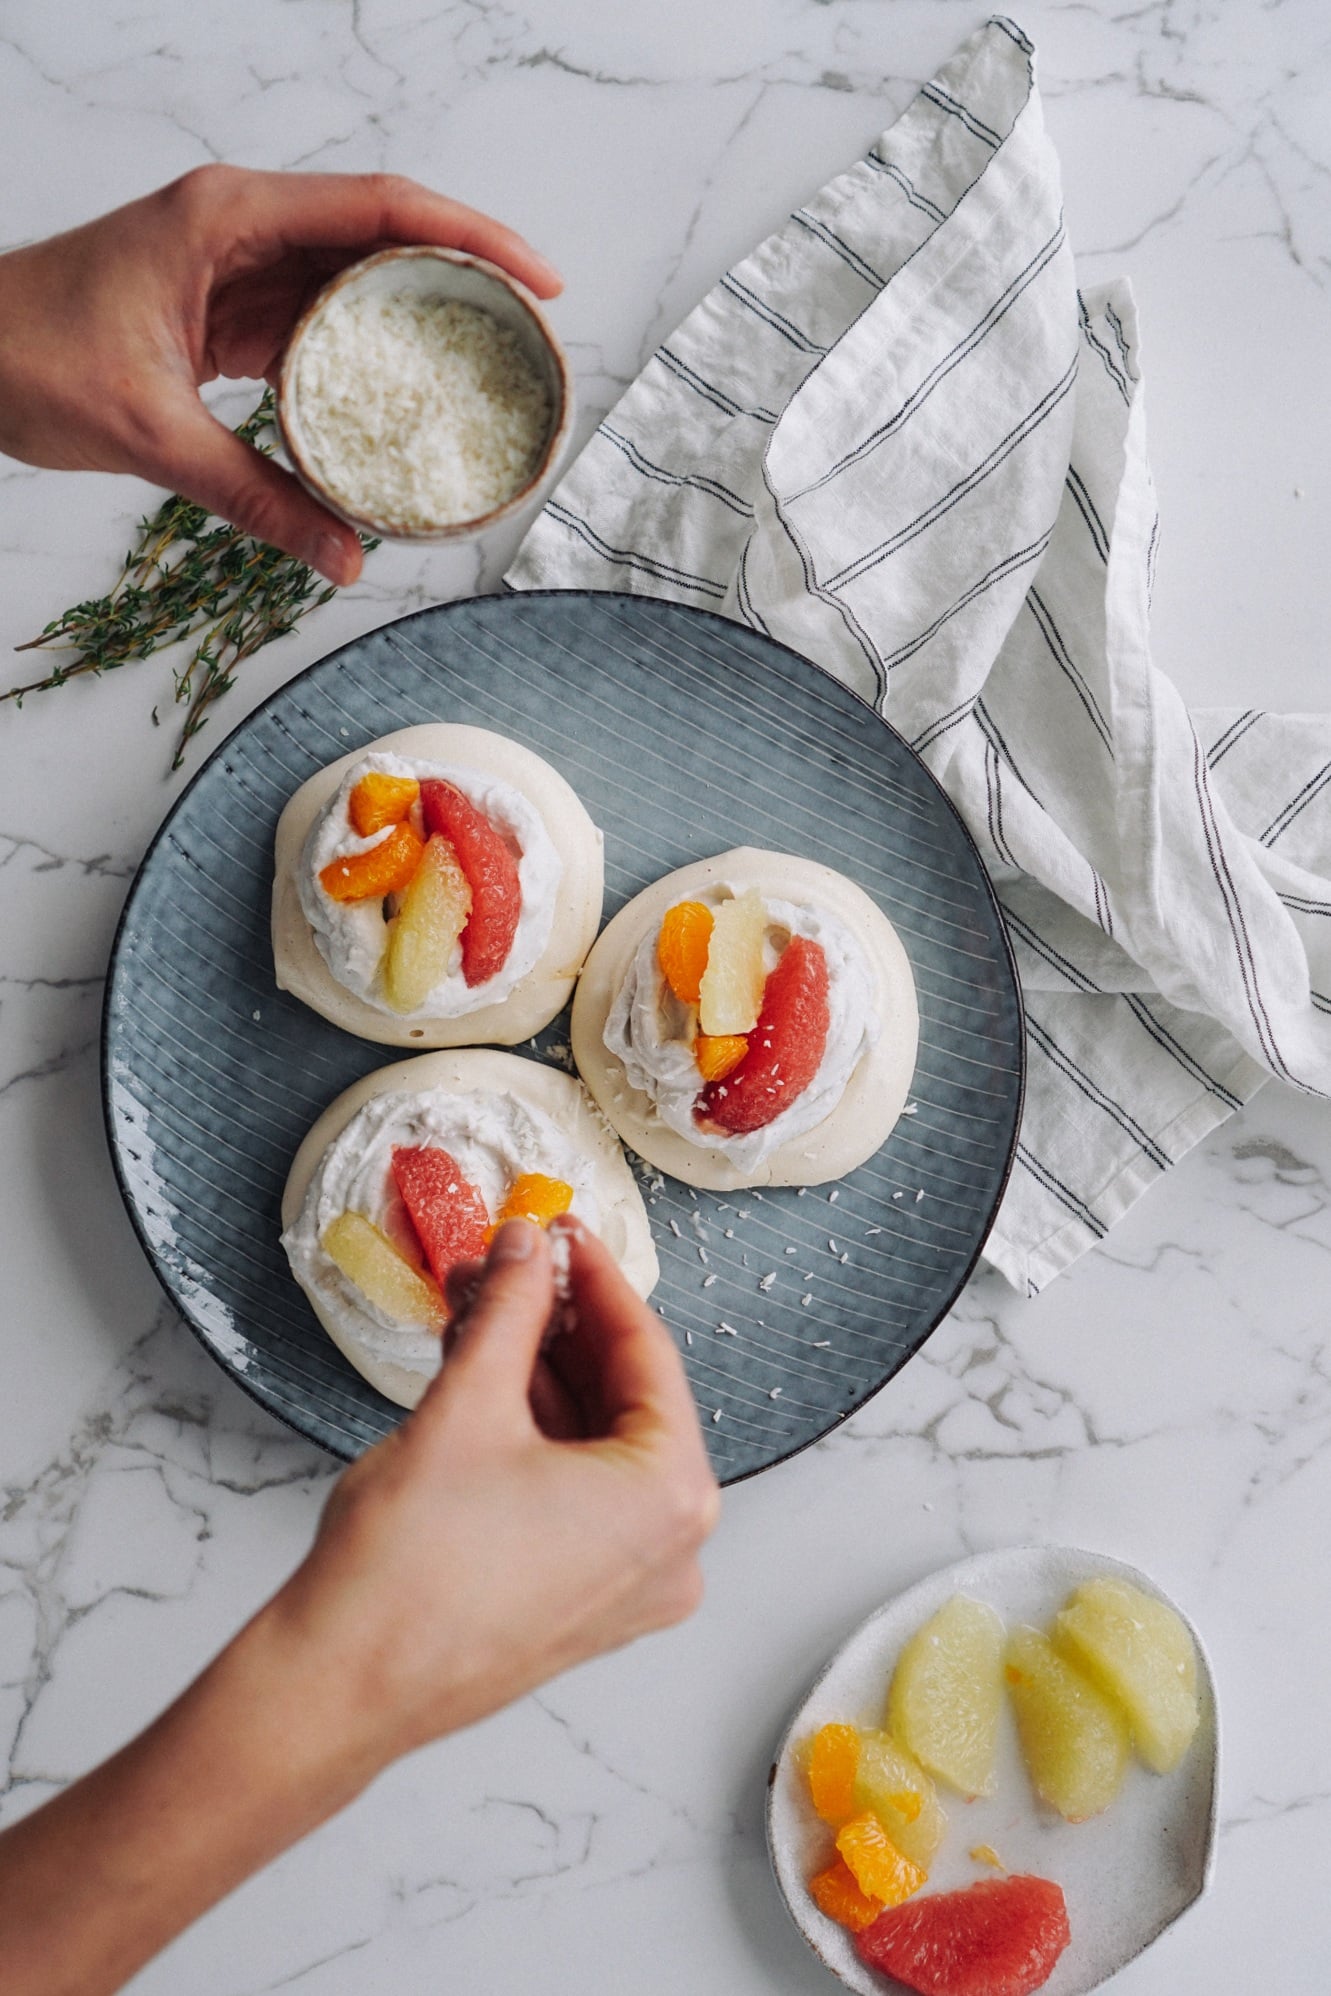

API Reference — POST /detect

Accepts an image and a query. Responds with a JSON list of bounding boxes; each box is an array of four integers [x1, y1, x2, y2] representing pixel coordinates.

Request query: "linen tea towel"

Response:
[[507, 15, 1331, 1293]]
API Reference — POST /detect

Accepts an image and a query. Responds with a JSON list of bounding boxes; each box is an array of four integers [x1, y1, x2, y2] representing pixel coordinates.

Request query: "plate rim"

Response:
[[100, 587, 1027, 1471]]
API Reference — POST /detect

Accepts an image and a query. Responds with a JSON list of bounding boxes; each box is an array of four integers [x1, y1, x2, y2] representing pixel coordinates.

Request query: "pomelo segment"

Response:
[[382, 834, 472, 1013], [420, 779, 522, 986], [1052, 1578, 1199, 1774], [698, 936, 830, 1135], [856, 1875, 1071, 1996], [1005, 1624, 1129, 1821], [697, 888, 766, 1034], [348, 771, 420, 837], [390, 1145, 490, 1287], [852, 1730, 947, 1869], [321, 1211, 445, 1330], [887, 1595, 1005, 1798], [319, 819, 424, 903], [658, 900, 714, 1006]]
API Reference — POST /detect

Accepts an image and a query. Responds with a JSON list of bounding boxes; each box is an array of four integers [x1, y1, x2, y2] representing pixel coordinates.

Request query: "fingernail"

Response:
[[489, 1219, 538, 1264], [313, 532, 353, 584], [548, 1211, 584, 1238]]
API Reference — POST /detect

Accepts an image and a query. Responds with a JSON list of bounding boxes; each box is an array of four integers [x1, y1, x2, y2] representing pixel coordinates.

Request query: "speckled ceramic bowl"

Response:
[[277, 245, 573, 541]]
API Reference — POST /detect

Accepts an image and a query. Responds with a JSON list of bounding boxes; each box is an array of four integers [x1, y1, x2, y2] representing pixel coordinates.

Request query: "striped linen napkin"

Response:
[[507, 14, 1331, 1293]]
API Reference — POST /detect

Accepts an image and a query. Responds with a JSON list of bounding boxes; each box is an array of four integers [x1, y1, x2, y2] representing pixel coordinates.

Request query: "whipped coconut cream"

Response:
[[282, 1085, 601, 1380], [298, 752, 561, 1019], [603, 889, 880, 1174]]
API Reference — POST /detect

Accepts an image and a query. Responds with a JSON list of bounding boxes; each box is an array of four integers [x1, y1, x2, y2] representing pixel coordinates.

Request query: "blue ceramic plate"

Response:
[[102, 591, 1023, 1480]]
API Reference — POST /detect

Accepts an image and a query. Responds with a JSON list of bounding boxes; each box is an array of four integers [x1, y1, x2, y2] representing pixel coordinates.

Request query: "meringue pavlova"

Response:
[[571, 850, 919, 1189], [281, 1048, 658, 1408], [272, 723, 603, 1045]]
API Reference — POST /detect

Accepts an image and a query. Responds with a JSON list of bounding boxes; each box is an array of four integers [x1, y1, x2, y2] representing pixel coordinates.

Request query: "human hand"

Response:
[[264, 1216, 720, 1771], [0, 166, 561, 583]]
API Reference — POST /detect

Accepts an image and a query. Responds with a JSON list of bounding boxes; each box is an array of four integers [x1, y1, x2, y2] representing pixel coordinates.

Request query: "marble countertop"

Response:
[[2, 4, 1329, 1990]]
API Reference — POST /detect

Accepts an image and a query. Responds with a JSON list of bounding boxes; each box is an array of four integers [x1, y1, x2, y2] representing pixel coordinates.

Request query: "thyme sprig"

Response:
[[5, 392, 374, 769]]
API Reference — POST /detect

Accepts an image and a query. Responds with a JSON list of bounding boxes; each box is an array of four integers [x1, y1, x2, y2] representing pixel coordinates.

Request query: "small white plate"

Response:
[[766, 1546, 1219, 1995]]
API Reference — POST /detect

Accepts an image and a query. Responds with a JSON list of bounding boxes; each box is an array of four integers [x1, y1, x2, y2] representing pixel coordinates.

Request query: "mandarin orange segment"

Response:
[[693, 1032, 749, 1083], [809, 1856, 884, 1934], [835, 1813, 928, 1908], [493, 1172, 575, 1231], [658, 900, 715, 1006], [348, 771, 420, 837], [319, 819, 425, 903], [805, 1722, 860, 1826]]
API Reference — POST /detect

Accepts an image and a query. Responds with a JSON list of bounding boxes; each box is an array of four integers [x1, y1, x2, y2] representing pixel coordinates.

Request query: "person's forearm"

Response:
[[0, 1599, 383, 1996]]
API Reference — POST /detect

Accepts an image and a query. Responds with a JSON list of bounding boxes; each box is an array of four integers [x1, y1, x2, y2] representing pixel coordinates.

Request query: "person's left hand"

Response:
[[0, 166, 561, 582]]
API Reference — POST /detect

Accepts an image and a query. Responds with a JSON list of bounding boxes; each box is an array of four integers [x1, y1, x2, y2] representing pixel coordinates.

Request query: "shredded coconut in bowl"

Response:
[[293, 290, 553, 531]]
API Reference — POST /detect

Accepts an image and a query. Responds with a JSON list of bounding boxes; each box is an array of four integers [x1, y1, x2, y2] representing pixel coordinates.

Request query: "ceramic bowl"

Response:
[[277, 244, 573, 541]]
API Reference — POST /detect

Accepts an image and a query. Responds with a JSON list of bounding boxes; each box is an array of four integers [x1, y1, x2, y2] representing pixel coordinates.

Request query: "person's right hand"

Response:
[[263, 1216, 720, 1771]]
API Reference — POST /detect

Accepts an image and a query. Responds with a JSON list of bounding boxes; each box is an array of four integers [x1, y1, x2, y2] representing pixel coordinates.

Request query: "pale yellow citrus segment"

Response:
[[698, 888, 767, 1034], [382, 833, 472, 1014], [835, 1813, 927, 1908], [852, 1728, 947, 1869], [1004, 1624, 1130, 1821], [1052, 1578, 1200, 1774], [886, 1595, 1006, 1797], [321, 1211, 446, 1330]]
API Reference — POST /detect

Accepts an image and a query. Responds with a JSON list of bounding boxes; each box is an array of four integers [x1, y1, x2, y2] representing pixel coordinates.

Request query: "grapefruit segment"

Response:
[[390, 1145, 490, 1286], [697, 935, 830, 1135], [420, 779, 523, 986], [856, 1875, 1071, 1996]]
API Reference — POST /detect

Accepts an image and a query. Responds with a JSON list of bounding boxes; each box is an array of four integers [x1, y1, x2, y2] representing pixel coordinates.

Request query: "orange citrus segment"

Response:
[[320, 820, 425, 903], [658, 901, 715, 1006], [694, 1032, 749, 1082], [492, 1172, 575, 1232], [805, 1722, 860, 1826], [809, 1856, 884, 1933], [835, 1814, 928, 1907], [348, 771, 420, 837], [321, 1211, 446, 1330]]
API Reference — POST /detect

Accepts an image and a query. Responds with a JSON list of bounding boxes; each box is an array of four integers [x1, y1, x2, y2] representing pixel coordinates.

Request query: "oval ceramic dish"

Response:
[[102, 591, 1024, 1475], [767, 1546, 1219, 1995]]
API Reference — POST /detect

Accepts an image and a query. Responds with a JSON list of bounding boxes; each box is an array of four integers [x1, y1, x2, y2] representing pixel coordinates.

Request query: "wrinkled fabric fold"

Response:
[[508, 14, 1331, 1292]]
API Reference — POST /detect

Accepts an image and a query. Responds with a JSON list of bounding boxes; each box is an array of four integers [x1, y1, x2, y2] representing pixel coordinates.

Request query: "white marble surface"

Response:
[[1, 3, 1329, 1990]]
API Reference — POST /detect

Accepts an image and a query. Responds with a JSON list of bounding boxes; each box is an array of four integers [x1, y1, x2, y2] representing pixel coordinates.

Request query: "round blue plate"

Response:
[[102, 591, 1023, 1481]]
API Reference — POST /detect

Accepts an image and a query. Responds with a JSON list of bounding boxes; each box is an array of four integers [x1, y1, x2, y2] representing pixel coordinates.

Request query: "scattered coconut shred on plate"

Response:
[[294, 290, 552, 529]]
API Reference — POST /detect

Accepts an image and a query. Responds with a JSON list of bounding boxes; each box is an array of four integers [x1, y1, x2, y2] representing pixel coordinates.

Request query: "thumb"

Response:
[[152, 395, 363, 583], [415, 1221, 554, 1430]]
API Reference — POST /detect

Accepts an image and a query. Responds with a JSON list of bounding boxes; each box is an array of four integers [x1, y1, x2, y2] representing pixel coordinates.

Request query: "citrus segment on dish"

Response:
[[382, 834, 472, 1013], [855, 1874, 1071, 1996], [348, 769, 420, 837], [421, 777, 523, 987], [320, 1210, 446, 1331], [318, 818, 425, 903], [698, 934, 830, 1135], [657, 899, 714, 1006], [835, 1813, 927, 1908], [808, 1856, 885, 1933], [888, 1595, 1006, 1798], [805, 1722, 861, 1827], [390, 1145, 490, 1285], [1052, 1578, 1200, 1775], [1005, 1624, 1129, 1821], [851, 1730, 947, 1869]]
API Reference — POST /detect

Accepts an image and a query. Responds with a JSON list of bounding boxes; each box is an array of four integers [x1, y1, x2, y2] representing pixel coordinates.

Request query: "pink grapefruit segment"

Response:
[[419, 779, 522, 987], [696, 935, 830, 1134], [855, 1875, 1071, 1996], [390, 1145, 490, 1288]]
